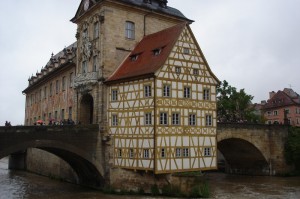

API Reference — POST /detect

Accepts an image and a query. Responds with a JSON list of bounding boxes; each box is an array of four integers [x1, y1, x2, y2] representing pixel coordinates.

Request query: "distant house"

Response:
[[263, 88, 300, 126]]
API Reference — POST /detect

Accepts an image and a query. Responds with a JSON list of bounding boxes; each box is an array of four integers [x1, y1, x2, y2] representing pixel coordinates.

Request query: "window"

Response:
[[44, 86, 47, 99], [193, 69, 199, 75], [183, 48, 190, 54], [204, 147, 211, 156], [112, 89, 118, 101], [83, 28, 88, 39], [183, 148, 189, 157], [172, 113, 180, 125], [161, 148, 165, 158], [82, 61, 87, 74], [145, 112, 152, 125], [118, 149, 122, 158], [68, 107, 72, 120], [267, 111, 271, 116], [48, 113, 52, 120], [143, 149, 149, 158], [93, 55, 97, 72], [125, 21, 135, 39], [203, 88, 210, 100], [130, 54, 138, 61], [112, 114, 118, 126], [49, 83, 53, 96], [94, 22, 99, 39], [160, 112, 168, 125], [153, 48, 161, 56], [274, 110, 278, 116], [62, 76, 66, 91], [129, 148, 134, 158], [61, 109, 65, 120], [189, 114, 196, 126], [55, 111, 58, 120], [206, 115, 212, 126], [144, 85, 152, 97], [163, 84, 171, 97], [56, 80, 60, 94], [175, 66, 181, 73], [69, 72, 74, 88], [285, 109, 290, 114], [184, 87, 191, 98], [176, 148, 181, 157]]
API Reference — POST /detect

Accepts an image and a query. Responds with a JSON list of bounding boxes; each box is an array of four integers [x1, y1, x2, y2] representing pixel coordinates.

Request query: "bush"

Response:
[[285, 127, 300, 170], [190, 182, 211, 198], [150, 184, 160, 196]]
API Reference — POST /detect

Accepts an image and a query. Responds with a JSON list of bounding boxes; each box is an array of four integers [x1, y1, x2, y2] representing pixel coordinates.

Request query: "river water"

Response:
[[1, 157, 299, 199]]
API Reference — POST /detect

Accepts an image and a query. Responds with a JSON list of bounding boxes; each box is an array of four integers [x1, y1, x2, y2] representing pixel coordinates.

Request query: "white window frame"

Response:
[[176, 148, 181, 157], [172, 113, 180, 125], [125, 21, 135, 39], [204, 147, 212, 156], [161, 148, 165, 158], [143, 149, 149, 158], [203, 88, 210, 100], [184, 86, 191, 98], [145, 112, 152, 125], [189, 114, 196, 126], [160, 112, 168, 125], [183, 148, 189, 157], [112, 114, 118, 126], [112, 89, 118, 101], [144, 85, 152, 97], [206, 115, 212, 126], [163, 84, 171, 97]]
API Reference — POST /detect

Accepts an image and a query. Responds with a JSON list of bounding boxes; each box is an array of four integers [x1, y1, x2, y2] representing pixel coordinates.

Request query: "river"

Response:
[[0, 157, 299, 199]]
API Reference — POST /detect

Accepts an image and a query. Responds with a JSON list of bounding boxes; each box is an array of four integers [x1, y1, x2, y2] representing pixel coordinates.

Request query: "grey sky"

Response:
[[0, 0, 299, 125]]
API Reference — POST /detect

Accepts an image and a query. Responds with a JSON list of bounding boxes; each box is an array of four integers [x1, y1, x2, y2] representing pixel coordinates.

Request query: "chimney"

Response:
[[269, 91, 276, 99]]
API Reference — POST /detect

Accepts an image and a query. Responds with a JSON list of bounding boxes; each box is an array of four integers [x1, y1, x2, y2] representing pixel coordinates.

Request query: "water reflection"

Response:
[[1, 157, 300, 199]]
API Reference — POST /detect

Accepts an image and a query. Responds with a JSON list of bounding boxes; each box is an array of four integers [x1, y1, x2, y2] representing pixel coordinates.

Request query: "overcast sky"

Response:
[[0, 0, 299, 125]]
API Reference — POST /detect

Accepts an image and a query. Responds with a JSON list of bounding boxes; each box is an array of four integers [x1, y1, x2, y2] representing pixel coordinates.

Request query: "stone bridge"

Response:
[[0, 124, 293, 190], [0, 125, 106, 188], [217, 123, 292, 175]]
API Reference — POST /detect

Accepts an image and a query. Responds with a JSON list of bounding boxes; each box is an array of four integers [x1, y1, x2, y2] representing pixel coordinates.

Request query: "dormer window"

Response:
[[130, 54, 139, 61], [159, 0, 168, 8], [153, 48, 162, 56], [183, 47, 190, 54]]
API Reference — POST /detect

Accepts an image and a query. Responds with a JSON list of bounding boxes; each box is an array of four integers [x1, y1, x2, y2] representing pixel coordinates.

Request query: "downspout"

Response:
[[144, 10, 153, 36]]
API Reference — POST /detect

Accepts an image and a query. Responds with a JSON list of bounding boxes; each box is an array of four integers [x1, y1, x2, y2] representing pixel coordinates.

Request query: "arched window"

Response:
[[125, 21, 135, 39]]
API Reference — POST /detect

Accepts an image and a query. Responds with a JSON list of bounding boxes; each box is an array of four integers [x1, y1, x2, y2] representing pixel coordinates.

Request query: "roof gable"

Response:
[[264, 90, 299, 109], [106, 23, 186, 84]]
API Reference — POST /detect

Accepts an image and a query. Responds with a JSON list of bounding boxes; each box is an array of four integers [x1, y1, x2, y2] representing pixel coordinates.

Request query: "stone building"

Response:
[[263, 88, 300, 126], [22, 0, 219, 188]]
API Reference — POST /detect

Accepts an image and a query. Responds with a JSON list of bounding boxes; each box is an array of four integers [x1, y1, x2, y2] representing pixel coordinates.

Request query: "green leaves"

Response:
[[217, 80, 258, 123]]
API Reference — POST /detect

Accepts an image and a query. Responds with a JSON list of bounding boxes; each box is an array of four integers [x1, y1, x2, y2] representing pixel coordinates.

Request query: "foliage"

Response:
[[150, 184, 160, 196], [189, 182, 211, 198], [161, 184, 182, 197], [217, 80, 260, 123], [285, 127, 300, 170]]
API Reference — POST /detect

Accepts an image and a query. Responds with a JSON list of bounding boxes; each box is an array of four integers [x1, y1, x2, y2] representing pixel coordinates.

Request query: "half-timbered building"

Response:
[[106, 23, 219, 173]]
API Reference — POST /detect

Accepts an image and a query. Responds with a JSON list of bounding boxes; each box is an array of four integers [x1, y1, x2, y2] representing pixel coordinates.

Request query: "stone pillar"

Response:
[[8, 150, 27, 170]]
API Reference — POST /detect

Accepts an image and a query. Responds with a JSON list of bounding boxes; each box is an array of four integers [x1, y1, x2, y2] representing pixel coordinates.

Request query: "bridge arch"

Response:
[[218, 138, 270, 175], [0, 125, 105, 188], [0, 140, 105, 188]]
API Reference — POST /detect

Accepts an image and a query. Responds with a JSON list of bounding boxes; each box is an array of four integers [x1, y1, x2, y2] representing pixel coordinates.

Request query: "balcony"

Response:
[[74, 72, 98, 92]]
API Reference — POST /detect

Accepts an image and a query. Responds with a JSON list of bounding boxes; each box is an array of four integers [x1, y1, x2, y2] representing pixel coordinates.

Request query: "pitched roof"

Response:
[[263, 90, 300, 109], [105, 23, 186, 84], [71, 0, 192, 23]]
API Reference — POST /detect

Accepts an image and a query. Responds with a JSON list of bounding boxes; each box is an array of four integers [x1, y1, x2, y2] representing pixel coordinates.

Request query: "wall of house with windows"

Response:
[[24, 58, 76, 125], [153, 26, 218, 173], [108, 78, 155, 171]]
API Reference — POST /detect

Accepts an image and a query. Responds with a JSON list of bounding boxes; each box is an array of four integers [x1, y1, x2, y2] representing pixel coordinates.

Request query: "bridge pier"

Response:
[[9, 150, 27, 170]]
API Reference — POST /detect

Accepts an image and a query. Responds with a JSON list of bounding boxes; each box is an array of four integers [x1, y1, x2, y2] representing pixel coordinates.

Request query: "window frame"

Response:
[[125, 21, 135, 40], [112, 89, 118, 101], [160, 112, 168, 125], [203, 88, 210, 100], [145, 112, 152, 125], [172, 113, 180, 125], [184, 86, 191, 98], [189, 114, 196, 126], [112, 114, 118, 126], [205, 115, 212, 126], [144, 85, 152, 98], [163, 84, 171, 97], [204, 147, 212, 157]]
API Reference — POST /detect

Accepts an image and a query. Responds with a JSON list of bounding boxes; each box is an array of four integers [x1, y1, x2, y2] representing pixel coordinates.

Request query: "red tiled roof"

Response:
[[263, 90, 299, 109], [105, 23, 187, 84]]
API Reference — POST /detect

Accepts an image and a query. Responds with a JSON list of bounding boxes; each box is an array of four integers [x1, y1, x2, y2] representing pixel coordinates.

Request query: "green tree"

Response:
[[285, 127, 300, 170], [217, 80, 258, 122]]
